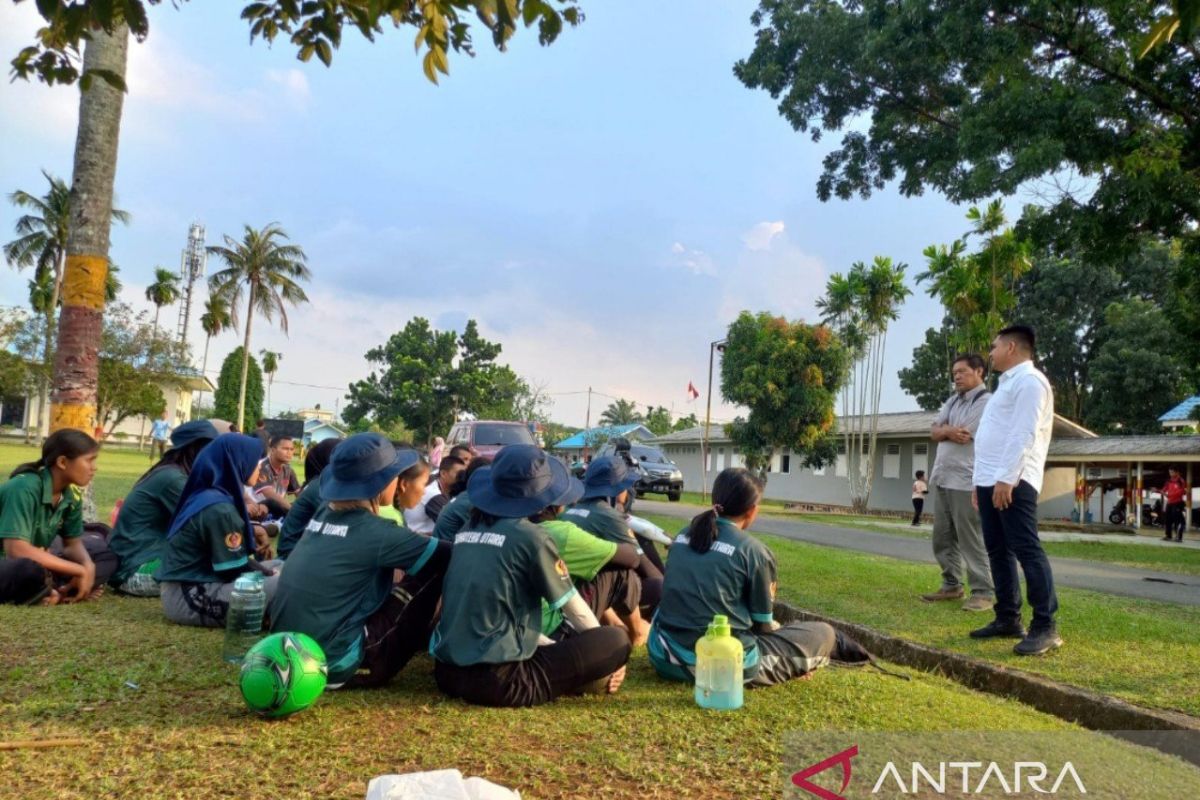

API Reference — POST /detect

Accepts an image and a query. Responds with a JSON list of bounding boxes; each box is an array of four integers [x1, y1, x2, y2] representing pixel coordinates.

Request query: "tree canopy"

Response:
[[214, 346, 264, 426], [12, 0, 585, 88], [343, 317, 524, 444], [598, 398, 643, 427], [96, 303, 192, 433], [735, 1, 1199, 256], [720, 311, 848, 479]]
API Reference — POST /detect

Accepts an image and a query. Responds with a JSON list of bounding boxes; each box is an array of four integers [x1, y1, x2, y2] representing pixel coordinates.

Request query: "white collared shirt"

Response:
[[972, 360, 1054, 492], [403, 483, 442, 534]]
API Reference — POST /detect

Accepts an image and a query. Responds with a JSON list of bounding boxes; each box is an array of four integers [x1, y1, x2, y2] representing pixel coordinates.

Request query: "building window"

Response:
[[883, 443, 901, 479], [781, 454, 791, 474], [914, 443, 928, 456]]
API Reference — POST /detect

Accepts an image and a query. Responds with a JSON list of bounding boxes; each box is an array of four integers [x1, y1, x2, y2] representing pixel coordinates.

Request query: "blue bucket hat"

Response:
[[169, 419, 220, 450], [580, 455, 640, 500], [321, 433, 421, 502], [467, 445, 581, 518]]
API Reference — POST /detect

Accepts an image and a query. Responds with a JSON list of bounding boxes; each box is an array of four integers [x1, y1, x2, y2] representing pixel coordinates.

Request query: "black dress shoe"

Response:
[[969, 619, 1026, 639], [1014, 629, 1063, 656]]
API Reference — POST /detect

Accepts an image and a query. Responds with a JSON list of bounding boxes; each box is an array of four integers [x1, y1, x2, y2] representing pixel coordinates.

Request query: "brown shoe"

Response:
[[921, 587, 965, 602], [962, 595, 995, 612]]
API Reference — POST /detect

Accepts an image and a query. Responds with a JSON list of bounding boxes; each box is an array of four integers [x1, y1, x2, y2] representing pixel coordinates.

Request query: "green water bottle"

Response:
[[694, 614, 744, 710]]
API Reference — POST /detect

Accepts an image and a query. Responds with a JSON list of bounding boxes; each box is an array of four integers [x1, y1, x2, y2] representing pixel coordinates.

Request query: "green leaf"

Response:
[[315, 38, 333, 66], [422, 49, 439, 83]]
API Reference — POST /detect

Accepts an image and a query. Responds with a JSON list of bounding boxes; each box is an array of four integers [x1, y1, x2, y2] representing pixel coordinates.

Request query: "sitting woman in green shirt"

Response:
[[109, 420, 219, 596], [271, 434, 450, 688], [431, 445, 631, 707], [276, 437, 341, 559], [157, 434, 279, 627], [0, 430, 111, 605], [649, 468, 872, 687]]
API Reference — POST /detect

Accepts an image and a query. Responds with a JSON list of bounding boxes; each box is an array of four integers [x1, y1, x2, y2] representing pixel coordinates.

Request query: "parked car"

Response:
[[599, 440, 684, 502], [445, 420, 536, 459]]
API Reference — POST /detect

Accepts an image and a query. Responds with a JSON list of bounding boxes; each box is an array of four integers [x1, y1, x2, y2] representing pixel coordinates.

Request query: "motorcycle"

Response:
[[1108, 497, 1163, 526]]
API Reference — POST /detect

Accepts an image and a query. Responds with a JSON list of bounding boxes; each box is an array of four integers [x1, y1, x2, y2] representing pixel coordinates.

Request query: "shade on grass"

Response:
[[650, 520, 1200, 718], [0, 596, 1181, 800]]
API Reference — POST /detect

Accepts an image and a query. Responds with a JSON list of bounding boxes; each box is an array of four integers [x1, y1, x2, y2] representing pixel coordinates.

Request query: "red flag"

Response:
[[687, 381, 700, 400]]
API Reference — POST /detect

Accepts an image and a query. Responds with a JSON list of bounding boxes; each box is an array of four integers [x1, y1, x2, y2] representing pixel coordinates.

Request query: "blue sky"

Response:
[[2, 1, 987, 429]]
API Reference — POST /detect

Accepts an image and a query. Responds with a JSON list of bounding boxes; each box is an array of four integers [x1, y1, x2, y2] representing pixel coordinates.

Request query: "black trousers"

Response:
[[977, 481, 1058, 632], [578, 568, 641, 619], [347, 566, 446, 689], [0, 558, 47, 604], [1165, 502, 1186, 540], [434, 626, 631, 707], [911, 498, 924, 525]]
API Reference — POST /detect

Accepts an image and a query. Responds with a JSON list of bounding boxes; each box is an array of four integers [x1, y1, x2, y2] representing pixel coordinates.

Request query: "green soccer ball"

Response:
[[239, 632, 328, 718]]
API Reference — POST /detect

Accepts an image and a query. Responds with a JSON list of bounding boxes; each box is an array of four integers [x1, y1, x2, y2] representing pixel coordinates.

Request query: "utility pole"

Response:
[[702, 339, 727, 503], [583, 386, 593, 461]]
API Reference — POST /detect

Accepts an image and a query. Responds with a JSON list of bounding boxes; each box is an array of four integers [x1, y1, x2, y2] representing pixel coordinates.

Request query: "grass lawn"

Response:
[[640, 514, 1200, 719], [0, 596, 1190, 800]]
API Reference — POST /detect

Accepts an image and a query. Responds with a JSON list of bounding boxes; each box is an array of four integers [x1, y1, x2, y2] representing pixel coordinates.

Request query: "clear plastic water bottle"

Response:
[[694, 614, 744, 710], [222, 573, 266, 663]]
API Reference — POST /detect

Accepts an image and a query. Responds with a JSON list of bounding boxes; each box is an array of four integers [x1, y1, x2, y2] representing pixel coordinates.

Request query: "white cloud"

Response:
[[667, 241, 716, 276], [266, 68, 311, 110], [718, 226, 827, 321], [742, 220, 786, 251]]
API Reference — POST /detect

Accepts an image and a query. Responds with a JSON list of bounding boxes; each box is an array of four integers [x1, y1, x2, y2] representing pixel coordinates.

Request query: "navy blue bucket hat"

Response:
[[467, 445, 581, 518], [321, 433, 420, 502], [580, 455, 640, 500], [168, 419, 220, 450]]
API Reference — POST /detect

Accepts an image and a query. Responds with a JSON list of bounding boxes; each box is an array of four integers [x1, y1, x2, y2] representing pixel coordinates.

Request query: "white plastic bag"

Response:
[[366, 770, 520, 800]]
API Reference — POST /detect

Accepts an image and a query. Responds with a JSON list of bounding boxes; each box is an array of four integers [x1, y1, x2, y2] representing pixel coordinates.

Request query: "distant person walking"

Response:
[[1162, 467, 1188, 543], [910, 471, 928, 526], [149, 411, 173, 461], [253, 419, 271, 458], [971, 325, 1060, 656], [921, 354, 995, 612]]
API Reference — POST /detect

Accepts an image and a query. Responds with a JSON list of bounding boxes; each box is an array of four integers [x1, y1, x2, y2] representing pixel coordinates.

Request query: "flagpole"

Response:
[[702, 339, 727, 503]]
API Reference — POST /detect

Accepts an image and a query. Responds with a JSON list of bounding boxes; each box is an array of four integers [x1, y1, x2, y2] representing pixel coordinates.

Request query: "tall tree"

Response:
[[915, 201, 1032, 357], [672, 412, 699, 432], [144, 266, 180, 332], [598, 398, 643, 427], [260, 349, 282, 416], [897, 322, 956, 412], [4, 170, 128, 441], [213, 347, 264, 428], [344, 317, 515, 444], [818, 256, 910, 511], [207, 223, 311, 430], [198, 294, 232, 408], [734, 2, 1199, 258], [644, 405, 673, 436], [720, 311, 848, 482], [95, 303, 190, 435], [1088, 299, 1192, 434], [12, 1, 584, 439]]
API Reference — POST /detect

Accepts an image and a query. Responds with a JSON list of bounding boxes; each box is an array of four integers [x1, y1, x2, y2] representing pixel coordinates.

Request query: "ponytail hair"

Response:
[[688, 467, 764, 554], [11, 429, 100, 478]]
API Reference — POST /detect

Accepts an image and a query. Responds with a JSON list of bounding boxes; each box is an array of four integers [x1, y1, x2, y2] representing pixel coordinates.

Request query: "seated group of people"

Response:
[[0, 424, 872, 707]]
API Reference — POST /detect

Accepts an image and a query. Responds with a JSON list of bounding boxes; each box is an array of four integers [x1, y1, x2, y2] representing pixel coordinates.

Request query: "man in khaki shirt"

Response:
[[922, 354, 995, 611]]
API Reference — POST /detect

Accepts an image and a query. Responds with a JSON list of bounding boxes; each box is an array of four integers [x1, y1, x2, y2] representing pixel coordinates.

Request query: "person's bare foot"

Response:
[[87, 585, 106, 601], [41, 589, 62, 606], [606, 666, 627, 694]]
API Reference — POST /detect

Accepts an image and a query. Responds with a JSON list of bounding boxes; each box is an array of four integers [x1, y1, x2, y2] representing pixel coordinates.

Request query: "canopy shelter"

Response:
[[1045, 436, 1200, 530]]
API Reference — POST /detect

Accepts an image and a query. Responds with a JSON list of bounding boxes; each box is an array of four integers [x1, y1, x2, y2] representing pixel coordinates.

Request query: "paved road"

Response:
[[635, 500, 1200, 607]]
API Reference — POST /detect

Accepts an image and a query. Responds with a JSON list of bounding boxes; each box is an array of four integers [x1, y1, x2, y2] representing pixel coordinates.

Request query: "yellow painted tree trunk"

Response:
[[51, 23, 129, 434]]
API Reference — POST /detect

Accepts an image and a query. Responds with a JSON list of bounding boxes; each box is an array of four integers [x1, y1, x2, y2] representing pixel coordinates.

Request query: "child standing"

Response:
[[912, 470, 929, 526]]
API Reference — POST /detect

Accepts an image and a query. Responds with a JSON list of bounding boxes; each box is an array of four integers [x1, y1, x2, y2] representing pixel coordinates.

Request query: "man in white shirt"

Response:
[[404, 456, 467, 534], [971, 325, 1061, 656]]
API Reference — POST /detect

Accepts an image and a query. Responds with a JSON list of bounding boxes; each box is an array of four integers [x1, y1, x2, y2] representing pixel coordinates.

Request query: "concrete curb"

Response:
[[773, 601, 1200, 763]]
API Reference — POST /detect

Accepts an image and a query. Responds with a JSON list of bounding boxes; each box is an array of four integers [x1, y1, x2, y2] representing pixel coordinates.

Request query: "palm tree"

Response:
[[598, 398, 643, 427], [5, 170, 129, 441], [260, 349, 282, 416], [51, 22, 130, 437], [198, 295, 232, 408], [207, 224, 311, 430], [819, 256, 911, 511], [144, 267, 181, 332]]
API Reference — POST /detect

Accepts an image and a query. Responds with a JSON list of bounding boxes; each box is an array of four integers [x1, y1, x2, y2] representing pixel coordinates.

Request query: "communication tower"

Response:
[[176, 223, 207, 351]]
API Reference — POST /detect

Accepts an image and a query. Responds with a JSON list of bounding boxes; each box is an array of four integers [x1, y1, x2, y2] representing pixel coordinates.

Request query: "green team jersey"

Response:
[[432, 491, 474, 542], [270, 506, 440, 683], [539, 519, 618, 635], [109, 466, 186, 582], [277, 475, 325, 559], [654, 518, 777, 653], [563, 498, 640, 553], [155, 503, 252, 583], [0, 469, 83, 556], [432, 517, 575, 666]]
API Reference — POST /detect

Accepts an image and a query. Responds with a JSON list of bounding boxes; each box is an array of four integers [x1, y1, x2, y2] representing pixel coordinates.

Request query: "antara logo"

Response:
[[792, 745, 859, 800], [791, 746, 1088, 798]]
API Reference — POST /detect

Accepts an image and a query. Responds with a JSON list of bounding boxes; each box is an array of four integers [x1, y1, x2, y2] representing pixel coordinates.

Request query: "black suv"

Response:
[[599, 441, 684, 502]]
